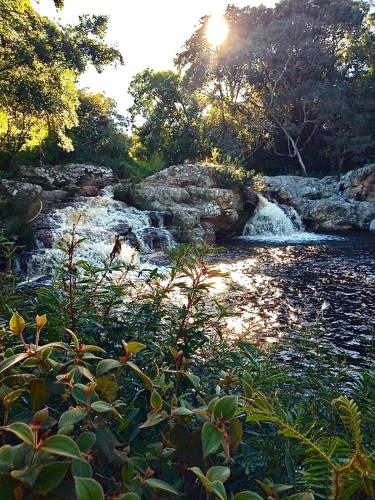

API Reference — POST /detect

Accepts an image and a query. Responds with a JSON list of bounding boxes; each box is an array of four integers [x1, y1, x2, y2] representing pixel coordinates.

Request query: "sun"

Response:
[[206, 15, 229, 48]]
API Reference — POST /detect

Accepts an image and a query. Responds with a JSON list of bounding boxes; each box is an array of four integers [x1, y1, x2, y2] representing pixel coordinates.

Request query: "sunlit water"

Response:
[[210, 233, 375, 370], [25, 190, 375, 370], [242, 195, 344, 244]]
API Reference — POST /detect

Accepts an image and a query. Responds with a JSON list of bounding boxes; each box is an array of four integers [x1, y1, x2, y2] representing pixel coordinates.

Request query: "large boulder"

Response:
[[125, 164, 258, 243], [19, 164, 114, 193], [0, 179, 42, 206], [264, 164, 375, 231]]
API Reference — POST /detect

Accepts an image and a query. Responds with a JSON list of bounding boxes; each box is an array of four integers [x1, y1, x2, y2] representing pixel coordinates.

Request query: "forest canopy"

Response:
[[0, 0, 122, 168], [0, 0, 374, 176]]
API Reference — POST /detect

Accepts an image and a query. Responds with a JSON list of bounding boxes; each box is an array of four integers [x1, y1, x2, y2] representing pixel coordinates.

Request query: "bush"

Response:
[[0, 237, 374, 499]]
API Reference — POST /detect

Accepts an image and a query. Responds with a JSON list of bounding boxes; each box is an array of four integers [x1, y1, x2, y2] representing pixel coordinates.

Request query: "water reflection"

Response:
[[210, 234, 375, 368]]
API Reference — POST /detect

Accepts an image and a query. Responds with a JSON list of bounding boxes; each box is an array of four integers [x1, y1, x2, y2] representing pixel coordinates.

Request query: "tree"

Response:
[[0, 0, 123, 169], [38, 90, 132, 170], [176, 0, 375, 175], [128, 69, 203, 164]]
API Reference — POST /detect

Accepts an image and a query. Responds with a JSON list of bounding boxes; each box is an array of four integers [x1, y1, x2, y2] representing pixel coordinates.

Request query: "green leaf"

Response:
[[125, 341, 146, 354], [0, 353, 29, 376], [22, 358, 40, 368], [185, 372, 200, 388], [229, 418, 243, 451], [139, 412, 168, 428], [207, 466, 230, 483], [2, 422, 34, 446], [144, 478, 179, 496], [33, 462, 70, 493], [150, 390, 163, 411], [91, 400, 117, 414], [9, 313, 25, 335], [72, 458, 93, 478], [96, 359, 122, 378], [210, 480, 227, 500], [74, 476, 104, 500], [58, 424, 74, 436], [3, 389, 23, 406], [173, 407, 194, 416], [33, 407, 49, 425], [36, 314, 47, 330], [213, 396, 238, 421], [233, 492, 263, 500], [77, 431, 96, 452], [126, 361, 153, 389], [122, 461, 134, 482], [80, 345, 105, 353], [120, 494, 141, 500], [30, 379, 50, 412], [59, 408, 88, 428], [202, 421, 222, 457], [11, 464, 42, 486], [189, 466, 210, 487], [72, 384, 90, 405], [0, 445, 13, 469], [41, 435, 83, 460]]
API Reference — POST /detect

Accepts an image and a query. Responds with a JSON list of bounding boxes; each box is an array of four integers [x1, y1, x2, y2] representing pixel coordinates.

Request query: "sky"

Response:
[[34, 0, 275, 115]]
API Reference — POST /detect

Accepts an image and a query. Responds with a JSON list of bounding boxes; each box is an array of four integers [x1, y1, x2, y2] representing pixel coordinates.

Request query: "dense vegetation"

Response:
[[1, 0, 375, 178], [0, 3, 374, 496], [0, 235, 373, 499]]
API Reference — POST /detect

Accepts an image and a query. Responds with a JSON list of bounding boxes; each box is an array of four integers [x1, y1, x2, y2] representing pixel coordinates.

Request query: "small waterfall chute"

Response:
[[242, 195, 339, 243], [243, 195, 304, 237]]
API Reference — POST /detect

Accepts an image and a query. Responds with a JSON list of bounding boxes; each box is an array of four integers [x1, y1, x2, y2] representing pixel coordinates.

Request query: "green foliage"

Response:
[[0, 234, 374, 498], [0, 0, 122, 169], [176, 0, 375, 175], [129, 69, 204, 165]]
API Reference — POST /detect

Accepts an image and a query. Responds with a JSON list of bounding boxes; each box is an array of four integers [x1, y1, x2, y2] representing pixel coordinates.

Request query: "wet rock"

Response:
[[148, 211, 173, 228], [127, 164, 257, 243], [370, 219, 375, 233], [80, 185, 99, 197], [41, 189, 69, 210], [264, 164, 375, 231]]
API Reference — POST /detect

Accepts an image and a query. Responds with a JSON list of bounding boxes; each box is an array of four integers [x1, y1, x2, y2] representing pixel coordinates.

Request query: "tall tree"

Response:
[[176, 0, 375, 174], [0, 0, 123, 169], [128, 69, 202, 164]]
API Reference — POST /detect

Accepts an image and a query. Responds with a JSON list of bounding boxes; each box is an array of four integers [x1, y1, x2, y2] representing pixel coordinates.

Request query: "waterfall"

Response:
[[242, 195, 344, 243], [28, 187, 176, 275], [243, 195, 304, 238]]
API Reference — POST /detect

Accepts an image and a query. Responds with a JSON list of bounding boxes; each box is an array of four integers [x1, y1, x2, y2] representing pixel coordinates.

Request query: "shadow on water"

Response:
[[212, 232, 375, 370]]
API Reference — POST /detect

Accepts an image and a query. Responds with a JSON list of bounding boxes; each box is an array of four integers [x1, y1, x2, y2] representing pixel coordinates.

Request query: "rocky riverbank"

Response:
[[264, 164, 375, 232], [1, 163, 375, 257], [121, 163, 258, 243]]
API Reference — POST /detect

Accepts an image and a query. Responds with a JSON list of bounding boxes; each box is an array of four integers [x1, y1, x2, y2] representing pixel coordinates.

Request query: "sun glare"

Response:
[[206, 15, 229, 48]]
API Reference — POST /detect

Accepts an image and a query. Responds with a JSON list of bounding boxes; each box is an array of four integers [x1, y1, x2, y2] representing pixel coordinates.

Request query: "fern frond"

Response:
[[332, 397, 362, 452]]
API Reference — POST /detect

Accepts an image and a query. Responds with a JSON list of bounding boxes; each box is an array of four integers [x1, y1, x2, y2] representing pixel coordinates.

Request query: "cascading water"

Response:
[[27, 187, 176, 275], [242, 195, 340, 243]]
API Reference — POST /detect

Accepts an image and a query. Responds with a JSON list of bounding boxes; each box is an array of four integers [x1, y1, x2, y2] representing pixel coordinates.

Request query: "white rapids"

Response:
[[27, 187, 176, 274], [242, 195, 343, 243]]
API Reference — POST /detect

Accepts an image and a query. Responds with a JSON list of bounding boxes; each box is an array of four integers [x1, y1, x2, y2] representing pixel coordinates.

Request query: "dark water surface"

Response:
[[213, 232, 375, 370]]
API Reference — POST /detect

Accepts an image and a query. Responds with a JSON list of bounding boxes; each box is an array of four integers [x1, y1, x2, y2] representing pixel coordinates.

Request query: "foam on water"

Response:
[[242, 195, 344, 243], [28, 187, 176, 274]]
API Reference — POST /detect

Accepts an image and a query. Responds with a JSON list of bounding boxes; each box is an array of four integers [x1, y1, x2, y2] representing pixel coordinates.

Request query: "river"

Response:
[[28, 188, 375, 371], [212, 233, 375, 371]]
